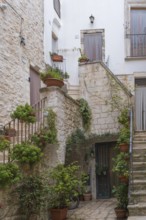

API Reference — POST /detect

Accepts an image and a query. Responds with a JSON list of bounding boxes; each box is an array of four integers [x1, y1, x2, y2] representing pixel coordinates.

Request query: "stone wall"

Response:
[[40, 87, 82, 164], [79, 62, 132, 135], [0, 0, 45, 126]]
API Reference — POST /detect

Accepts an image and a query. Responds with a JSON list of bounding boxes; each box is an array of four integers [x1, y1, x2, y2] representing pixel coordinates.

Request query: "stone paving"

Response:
[[67, 198, 127, 220]]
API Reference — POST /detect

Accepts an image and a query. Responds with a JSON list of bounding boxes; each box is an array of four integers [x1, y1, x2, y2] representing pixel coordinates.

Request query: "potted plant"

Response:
[[112, 183, 128, 218], [48, 163, 86, 220], [11, 103, 36, 123], [40, 67, 69, 87], [112, 152, 129, 184], [117, 127, 130, 152], [50, 52, 63, 62], [78, 54, 89, 63], [16, 174, 48, 220], [4, 127, 16, 137]]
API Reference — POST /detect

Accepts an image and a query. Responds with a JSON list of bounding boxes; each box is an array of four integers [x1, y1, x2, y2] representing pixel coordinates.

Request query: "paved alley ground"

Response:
[[67, 198, 127, 220]]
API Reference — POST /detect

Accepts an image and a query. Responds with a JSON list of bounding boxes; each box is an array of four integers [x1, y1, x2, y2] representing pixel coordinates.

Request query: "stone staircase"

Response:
[[128, 131, 146, 216]]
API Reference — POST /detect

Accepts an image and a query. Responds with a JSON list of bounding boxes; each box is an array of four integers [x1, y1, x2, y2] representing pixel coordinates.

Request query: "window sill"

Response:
[[125, 56, 146, 61]]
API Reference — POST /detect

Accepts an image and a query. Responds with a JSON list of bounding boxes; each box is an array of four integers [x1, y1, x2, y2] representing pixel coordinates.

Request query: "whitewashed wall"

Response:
[[44, 0, 146, 85]]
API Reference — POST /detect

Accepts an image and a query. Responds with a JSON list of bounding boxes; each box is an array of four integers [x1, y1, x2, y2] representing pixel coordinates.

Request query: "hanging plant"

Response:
[[78, 98, 92, 130]]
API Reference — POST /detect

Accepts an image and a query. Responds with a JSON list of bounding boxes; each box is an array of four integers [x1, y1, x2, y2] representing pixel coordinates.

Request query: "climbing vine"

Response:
[[78, 98, 92, 130]]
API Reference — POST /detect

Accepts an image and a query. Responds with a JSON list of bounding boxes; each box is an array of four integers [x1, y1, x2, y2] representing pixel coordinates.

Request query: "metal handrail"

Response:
[[128, 107, 134, 203]]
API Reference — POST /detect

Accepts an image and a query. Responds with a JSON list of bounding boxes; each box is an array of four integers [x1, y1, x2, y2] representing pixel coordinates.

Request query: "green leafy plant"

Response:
[[118, 108, 129, 128], [0, 135, 10, 151], [112, 152, 129, 177], [32, 109, 58, 147], [117, 127, 130, 145], [11, 103, 36, 123], [48, 163, 86, 209], [112, 184, 128, 209], [11, 142, 43, 165], [40, 67, 69, 81], [16, 174, 48, 217], [78, 54, 89, 62], [78, 98, 92, 130], [96, 164, 108, 175], [0, 163, 21, 188]]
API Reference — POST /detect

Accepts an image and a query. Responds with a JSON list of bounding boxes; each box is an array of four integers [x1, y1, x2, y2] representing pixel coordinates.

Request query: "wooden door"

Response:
[[135, 78, 146, 131], [84, 32, 102, 61], [30, 68, 40, 105], [95, 142, 116, 199]]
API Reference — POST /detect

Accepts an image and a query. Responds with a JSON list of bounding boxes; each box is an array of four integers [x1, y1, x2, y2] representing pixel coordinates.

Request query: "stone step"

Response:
[[133, 143, 146, 149], [128, 202, 146, 216], [132, 153, 146, 162], [132, 162, 146, 171], [131, 180, 146, 191], [130, 190, 146, 203], [132, 171, 146, 180]]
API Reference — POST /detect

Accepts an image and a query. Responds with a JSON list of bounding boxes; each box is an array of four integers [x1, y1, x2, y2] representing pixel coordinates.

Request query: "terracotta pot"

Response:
[[119, 175, 129, 184], [4, 135, 11, 141], [51, 55, 63, 62], [43, 78, 64, 87], [50, 208, 68, 220], [83, 193, 92, 201], [79, 58, 89, 63], [119, 143, 129, 152], [114, 207, 127, 218], [5, 128, 16, 137]]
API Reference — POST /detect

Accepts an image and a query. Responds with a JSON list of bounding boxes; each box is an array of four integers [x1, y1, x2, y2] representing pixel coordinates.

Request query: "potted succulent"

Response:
[[78, 54, 89, 63], [50, 52, 63, 62], [112, 183, 128, 218], [11, 103, 36, 123], [48, 163, 86, 220], [40, 67, 69, 87]]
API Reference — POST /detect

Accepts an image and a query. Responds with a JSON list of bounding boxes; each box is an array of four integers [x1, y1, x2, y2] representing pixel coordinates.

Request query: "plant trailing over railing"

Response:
[[11, 103, 36, 123], [0, 135, 10, 151], [78, 98, 92, 130], [16, 174, 48, 218], [31, 108, 58, 147], [11, 142, 43, 166], [0, 163, 21, 188]]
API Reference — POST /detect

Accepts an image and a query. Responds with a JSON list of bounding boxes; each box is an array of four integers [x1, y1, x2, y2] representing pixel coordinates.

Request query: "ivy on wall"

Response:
[[78, 98, 92, 131]]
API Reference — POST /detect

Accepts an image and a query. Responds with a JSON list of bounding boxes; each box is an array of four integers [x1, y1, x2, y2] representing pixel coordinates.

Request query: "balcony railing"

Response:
[[127, 34, 146, 57]]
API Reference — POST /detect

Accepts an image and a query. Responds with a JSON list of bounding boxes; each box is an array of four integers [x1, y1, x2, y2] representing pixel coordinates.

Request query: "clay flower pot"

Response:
[[50, 208, 68, 220], [119, 143, 129, 152]]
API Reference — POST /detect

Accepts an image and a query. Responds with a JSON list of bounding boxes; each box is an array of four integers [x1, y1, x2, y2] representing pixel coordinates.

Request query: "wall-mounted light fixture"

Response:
[[89, 14, 95, 24]]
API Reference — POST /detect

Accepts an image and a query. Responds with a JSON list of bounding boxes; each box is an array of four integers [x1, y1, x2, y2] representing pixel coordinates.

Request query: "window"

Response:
[[130, 9, 146, 57], [81, 29, 105, 62], [53, 0, 61, 18]]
